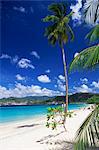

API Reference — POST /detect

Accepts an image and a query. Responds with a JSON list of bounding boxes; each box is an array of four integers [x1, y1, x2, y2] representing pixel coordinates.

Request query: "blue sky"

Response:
[[0, 0, 99, 98]]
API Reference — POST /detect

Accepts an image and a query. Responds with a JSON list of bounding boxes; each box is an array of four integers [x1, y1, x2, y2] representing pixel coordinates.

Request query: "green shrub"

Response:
[[87, 96, 99, 104], [46, 106, 73, 130]]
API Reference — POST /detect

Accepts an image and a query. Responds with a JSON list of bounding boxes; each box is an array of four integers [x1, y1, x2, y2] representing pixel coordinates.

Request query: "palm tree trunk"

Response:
[[61, 45, 68, 124]]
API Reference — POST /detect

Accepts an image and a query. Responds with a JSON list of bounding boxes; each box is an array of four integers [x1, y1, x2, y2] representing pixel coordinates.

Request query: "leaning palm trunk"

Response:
[[61, 45, 68, 124]]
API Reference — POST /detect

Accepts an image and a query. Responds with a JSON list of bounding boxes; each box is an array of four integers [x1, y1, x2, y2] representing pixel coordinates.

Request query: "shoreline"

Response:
[[0, 103, 89, 125], [0, 102, 88, 107], [0, 114, 46, 127], [0, 105, 94, 150]]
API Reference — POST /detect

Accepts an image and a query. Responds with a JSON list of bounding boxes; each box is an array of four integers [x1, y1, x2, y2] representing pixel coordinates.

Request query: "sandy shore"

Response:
[[0, 107, 93, 150]]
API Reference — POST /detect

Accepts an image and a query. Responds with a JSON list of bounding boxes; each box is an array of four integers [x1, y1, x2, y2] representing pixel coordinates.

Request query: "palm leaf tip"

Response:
[[67, 11, 74, 18], [48, 3, 62, 17], [85, 25, 99, 43]]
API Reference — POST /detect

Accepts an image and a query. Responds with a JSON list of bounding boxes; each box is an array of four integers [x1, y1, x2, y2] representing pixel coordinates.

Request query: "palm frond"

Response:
[[83, 0, 99, 25], [43, 15, 59, 23], [74, 105, 99, 150], [44, 24, 57, 37], [84, 45, 99, 68], [48, 30, 58, 45], [85, 25, 99, 43], [67, 24, 74, 41], [67, 11, 74, 18], [48, 3, 63, 18], [69, 45, 99, 72], [61, 3, 66, 15]]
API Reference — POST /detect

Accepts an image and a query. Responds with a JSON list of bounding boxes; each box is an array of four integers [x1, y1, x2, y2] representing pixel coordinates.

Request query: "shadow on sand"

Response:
[[17, 123, 40, 128]]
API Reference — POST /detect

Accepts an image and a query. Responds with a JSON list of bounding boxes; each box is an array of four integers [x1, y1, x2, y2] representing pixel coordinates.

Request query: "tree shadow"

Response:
[[36, 131, 65, 143], [48, 141, 74, 150], [17, 123, 40, 128]]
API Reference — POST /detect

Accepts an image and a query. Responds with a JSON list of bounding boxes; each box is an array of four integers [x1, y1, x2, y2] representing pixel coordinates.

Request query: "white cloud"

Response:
[[0, 54, 11, 59], [55, 75, 66, 92], [18, 58, 35, 69], [37, 75, 51, 83], [74, 52, 79, 58], [31, 51, 40, 59], [16, 74, 25, 81], [0, 83, 63, 99], [80, 78, 88, 83], [74, 84, 92, 93], [91, 81, 99, 89], [58, 75, 65, 82], [57, 79, 65, 92], [70, 0, 82, 25], [0, 54, 19, 64], [12, 55, 19, 63], [45, 69, 50, 73], [13, 6, 26, 13]]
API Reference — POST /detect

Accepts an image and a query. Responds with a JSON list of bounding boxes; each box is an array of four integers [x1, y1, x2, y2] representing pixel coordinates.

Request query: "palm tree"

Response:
[[74, 105, 99, 150], [69, 25, 99, 72], [69, 1, 99, 148], [83, 0, 99, 25], [43, 3, 74, 122]]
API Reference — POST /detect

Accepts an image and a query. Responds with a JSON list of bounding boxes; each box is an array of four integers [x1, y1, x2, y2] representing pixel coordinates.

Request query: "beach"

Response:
[[0, 107, 93, 150]]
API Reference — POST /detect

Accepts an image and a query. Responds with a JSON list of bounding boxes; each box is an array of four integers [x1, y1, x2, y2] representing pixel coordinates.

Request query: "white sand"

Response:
[[0, 107, 93, 150]]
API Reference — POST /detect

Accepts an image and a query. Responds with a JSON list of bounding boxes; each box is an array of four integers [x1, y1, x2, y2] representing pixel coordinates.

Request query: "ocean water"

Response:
[[0, 104, 87, 123]]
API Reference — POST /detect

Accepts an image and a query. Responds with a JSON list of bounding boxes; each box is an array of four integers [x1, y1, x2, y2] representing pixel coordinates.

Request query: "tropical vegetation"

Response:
[[74, 105, 99, 150], [0, 93, 98, 106], [69, 45, 99, 72], [69, 0, 99, 72], [83, 0, 99, 25], [70, 1, 99, 149], [43, 3, 74, 124], [46, 106, 73, 130], [87, 96, 99, 104]]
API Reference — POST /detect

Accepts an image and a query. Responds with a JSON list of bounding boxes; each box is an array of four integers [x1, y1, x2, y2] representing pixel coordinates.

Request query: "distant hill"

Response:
[[69, 93, 99, 102], [23, 96, 52, 101], [48, 93, 99, 104], [0, 93, 99, 106]]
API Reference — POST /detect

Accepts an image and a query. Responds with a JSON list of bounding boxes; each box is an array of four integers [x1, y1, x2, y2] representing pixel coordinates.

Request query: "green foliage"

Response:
[[46, 106, 73, 130], [43, 15, 59, 23], [74, 105, 99, 150], [85, 25, 99, 43], [43, 3, 74, 47], [69, 22, 99, 73], [48, 3, 66, 18], [69, 45, 99, 72], [87, 96, 99, 104]]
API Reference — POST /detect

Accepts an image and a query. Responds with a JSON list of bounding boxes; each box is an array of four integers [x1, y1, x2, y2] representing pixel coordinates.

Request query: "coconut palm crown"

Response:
[[43, 3, 74, 46]]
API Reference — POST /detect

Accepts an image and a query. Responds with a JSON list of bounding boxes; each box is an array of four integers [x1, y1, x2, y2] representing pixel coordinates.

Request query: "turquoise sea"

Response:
[[0, 104, 87, 123]]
